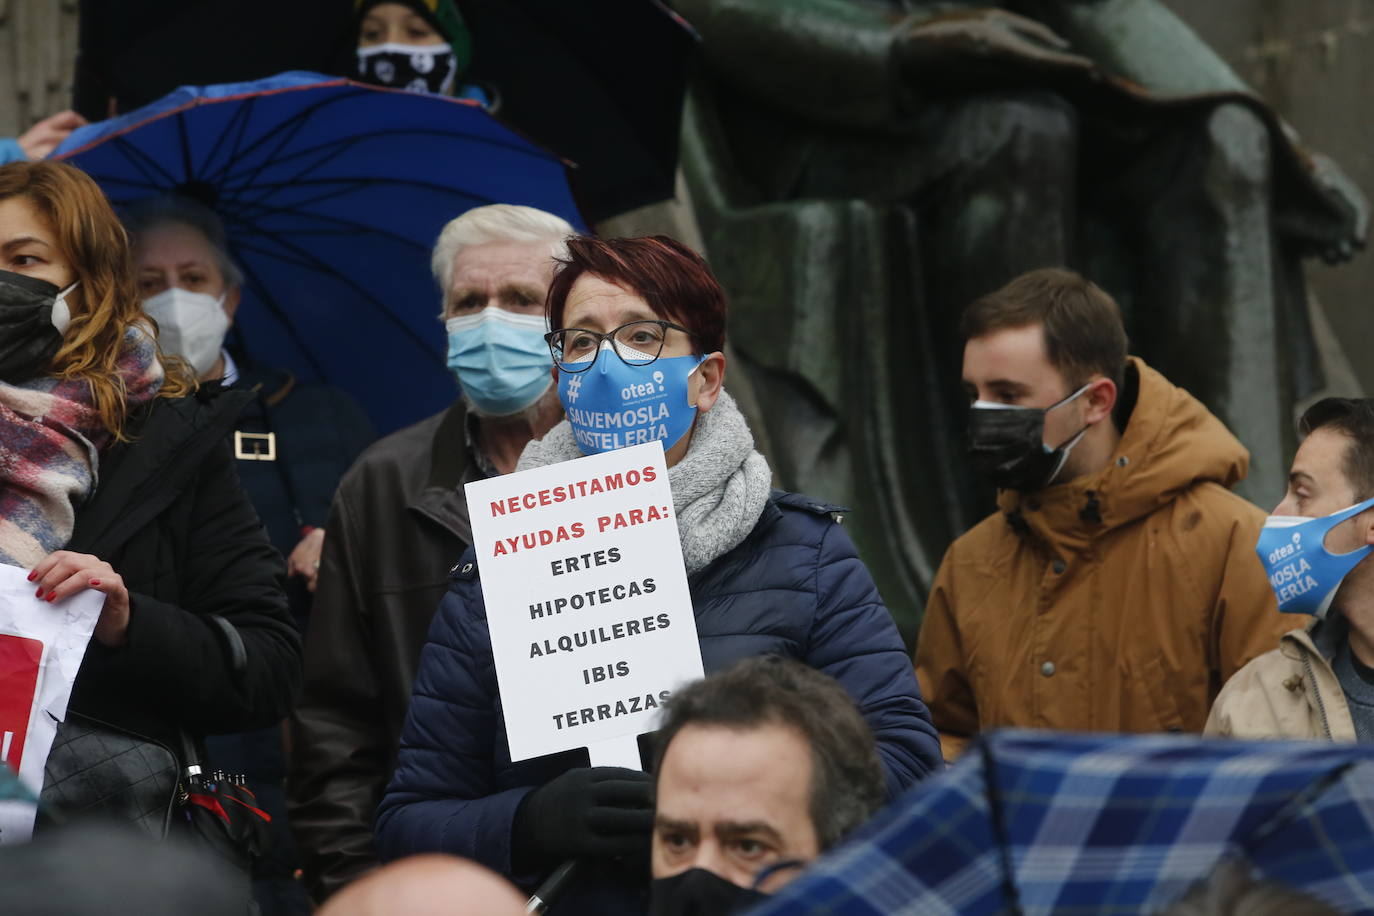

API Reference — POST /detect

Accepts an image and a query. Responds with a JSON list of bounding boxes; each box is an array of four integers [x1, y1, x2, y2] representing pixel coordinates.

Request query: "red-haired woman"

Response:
[[378, 236, 941, 913], [0, 161, 299, 825]]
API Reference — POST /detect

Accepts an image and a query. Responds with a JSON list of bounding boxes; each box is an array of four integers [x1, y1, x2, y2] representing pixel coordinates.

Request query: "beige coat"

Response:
[[1205, 617, 1358, 742], [916, 358, 1292, 761]]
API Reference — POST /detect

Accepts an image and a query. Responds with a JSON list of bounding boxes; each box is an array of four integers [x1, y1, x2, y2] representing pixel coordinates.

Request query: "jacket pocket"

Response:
[[1129, 650, 1188, 732]]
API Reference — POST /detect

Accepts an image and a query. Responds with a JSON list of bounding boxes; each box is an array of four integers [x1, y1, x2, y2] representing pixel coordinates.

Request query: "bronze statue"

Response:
[[675, 0, 1368, 641]]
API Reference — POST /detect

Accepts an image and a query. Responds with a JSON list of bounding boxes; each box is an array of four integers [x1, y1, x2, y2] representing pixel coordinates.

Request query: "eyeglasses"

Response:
[[545, 320, 695, 373]]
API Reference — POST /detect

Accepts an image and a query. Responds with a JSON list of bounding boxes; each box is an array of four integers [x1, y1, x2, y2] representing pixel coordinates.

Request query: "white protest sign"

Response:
[[0, 563, 104, 843], [465, 440, 703, 768]]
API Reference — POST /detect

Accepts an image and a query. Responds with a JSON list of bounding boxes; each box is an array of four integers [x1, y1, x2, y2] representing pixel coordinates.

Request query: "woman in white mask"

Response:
[[126, 194, 374, 916], [129, 199, 238, 382]]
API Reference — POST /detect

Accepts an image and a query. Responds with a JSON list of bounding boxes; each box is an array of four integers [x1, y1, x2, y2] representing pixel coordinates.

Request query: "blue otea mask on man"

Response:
[[1256, 496, 1374, 617], [558, 340, 704, 455], [445, 307, 551, 416]]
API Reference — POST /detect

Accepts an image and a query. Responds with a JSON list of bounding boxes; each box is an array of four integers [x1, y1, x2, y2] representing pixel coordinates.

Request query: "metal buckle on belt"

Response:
[[234, 431, 277, 461]]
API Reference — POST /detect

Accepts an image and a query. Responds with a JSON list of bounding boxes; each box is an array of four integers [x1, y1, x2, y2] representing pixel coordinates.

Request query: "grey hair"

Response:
[[430, 204, 575, 300], [122, 194, 244, 288], [653, 656, 887, 851]]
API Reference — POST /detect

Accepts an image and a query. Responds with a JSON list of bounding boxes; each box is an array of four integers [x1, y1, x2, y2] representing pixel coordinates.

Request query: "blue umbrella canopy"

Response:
[[751, 731, 1374, 915], [56, 71, 586, 433]]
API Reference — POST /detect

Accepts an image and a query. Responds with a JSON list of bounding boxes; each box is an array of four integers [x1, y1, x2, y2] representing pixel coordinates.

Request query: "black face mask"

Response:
[[967, 383, 1091, 491], [648, 868, 770, 916], [0, 269, 72, 384], [355, 44, 458, 95]]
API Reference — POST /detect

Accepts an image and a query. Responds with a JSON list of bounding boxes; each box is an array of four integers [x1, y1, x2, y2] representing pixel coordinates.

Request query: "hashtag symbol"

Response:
[[566, 375, 581, 403]]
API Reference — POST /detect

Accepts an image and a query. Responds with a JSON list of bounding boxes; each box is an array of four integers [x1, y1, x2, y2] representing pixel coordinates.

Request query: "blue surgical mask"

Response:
[[445, 307, 552, 416], [1256, 497, 1374, 617], [558, 340, 704, 455]]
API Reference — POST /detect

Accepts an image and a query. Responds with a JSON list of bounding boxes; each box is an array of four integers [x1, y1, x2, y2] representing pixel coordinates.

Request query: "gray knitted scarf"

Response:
[[517, 389, 772, 574]]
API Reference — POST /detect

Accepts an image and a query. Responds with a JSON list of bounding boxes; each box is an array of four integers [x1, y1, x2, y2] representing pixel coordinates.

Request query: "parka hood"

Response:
[[997, 357, 1251, 552]]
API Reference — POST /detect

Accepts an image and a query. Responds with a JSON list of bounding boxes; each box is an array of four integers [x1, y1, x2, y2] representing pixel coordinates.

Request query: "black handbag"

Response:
[[38, 614, 270, 869], [39, 712, 179, 838]]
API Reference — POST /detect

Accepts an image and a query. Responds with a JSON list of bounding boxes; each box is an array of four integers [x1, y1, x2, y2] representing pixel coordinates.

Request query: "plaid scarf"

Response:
[[0, 328, 163, 567]]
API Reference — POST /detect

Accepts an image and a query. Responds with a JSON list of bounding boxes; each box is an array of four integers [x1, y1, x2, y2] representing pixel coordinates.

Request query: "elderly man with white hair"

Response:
[[288, 204, 575, 904]]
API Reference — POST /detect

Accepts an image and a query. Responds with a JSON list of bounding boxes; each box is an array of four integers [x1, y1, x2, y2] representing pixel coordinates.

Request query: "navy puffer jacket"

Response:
[[376, 491, 941, 912]]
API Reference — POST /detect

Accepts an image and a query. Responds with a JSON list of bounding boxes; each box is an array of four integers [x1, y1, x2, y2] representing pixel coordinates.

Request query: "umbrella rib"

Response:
[[75, 175, 179, 197], [979, 745, 1027, 916], [215, 88, 379, 192], [202, 96, 261, 186], [219, 129, 559, 199], [216, 127, 560, 192], [176, 108, 194, 184], [218, 192, 483, 252], [228, 227, 444, 360], [219, 175, 501, 212], [220, 178, 496, 235], [107, 135, 181, 189], [233, 255, 332, 381]]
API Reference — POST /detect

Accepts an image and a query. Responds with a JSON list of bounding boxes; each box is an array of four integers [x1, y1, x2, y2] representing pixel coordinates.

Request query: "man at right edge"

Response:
[[915, 268, 1291, 761]]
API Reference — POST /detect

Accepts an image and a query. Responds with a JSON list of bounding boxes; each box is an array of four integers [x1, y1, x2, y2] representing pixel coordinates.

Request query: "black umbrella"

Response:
[[457, 0, 698, 222]]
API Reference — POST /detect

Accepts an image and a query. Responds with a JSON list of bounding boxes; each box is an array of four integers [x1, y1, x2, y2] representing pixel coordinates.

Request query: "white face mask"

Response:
[[51, 280, 78, 334], [143, 287, 229, 378]]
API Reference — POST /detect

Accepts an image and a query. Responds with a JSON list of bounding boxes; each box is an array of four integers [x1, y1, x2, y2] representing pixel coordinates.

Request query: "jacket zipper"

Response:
[[1300, 652, 1334, 740]]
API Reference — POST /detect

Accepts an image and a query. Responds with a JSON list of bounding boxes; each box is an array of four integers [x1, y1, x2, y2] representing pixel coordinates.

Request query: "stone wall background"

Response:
[[0, 0, 80, 138]]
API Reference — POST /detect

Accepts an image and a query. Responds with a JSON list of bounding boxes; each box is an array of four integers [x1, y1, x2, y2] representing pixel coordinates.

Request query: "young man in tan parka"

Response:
[[915, 268, 1292, 762], [1206, 398, 1374, 742]]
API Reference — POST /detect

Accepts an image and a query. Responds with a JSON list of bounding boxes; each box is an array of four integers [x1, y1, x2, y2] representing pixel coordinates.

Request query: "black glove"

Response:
[[512, 766, 654, 870]]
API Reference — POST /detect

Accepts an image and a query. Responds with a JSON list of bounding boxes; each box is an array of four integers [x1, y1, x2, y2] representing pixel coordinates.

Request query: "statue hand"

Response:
[[897, 8, 1094, 83]]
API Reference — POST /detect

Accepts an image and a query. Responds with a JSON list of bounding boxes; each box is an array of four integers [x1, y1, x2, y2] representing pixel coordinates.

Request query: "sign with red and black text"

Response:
[[0, 563, 103, 843], [465, 441, 702, 768]]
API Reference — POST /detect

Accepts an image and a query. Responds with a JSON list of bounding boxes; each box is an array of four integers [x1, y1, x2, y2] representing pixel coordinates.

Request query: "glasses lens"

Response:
[[551, 329, 600, 371], [612, 321, 668, 366]]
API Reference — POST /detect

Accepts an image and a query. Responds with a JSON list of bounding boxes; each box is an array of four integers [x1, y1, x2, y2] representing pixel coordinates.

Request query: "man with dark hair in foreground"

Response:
[[649, 656, 887, 916], [916, 267, 1291, 761], [1208, 398, 1374, 742]]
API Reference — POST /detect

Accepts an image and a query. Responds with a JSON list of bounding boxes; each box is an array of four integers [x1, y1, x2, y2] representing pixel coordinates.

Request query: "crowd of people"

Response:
[[1, 1, 1372, 915]]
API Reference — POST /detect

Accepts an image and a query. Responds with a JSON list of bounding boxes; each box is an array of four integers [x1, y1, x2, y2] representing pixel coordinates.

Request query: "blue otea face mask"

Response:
[[558, 340, 704, 455], [1256, 497, 1374, 617], [445, 307, 552, 416]]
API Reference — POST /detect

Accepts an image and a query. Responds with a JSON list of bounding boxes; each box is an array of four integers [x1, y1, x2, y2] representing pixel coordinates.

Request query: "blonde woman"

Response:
[[0, 160, 299, 791]]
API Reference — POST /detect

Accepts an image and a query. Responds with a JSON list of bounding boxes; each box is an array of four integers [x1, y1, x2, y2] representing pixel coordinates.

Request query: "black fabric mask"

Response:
[[0, 269, 70, 384], [648, 868, 770, 916], [967, 383, 1091, 491], [355, 44, 458, 95]]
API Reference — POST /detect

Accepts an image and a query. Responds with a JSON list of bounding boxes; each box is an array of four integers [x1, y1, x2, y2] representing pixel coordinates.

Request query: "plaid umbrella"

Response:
[[750, 731, 1374, 916]]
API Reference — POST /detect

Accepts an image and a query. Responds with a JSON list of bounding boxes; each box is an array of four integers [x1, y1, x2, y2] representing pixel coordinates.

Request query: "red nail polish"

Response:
[[89, 579, 101, 586], [45, 593, 56, 603], [35, 587, 43, 599], [26, 570, 36, 581]]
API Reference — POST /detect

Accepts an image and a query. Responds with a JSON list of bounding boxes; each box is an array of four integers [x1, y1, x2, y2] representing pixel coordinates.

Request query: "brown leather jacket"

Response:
[[287, 402, 482, 902], [915, 358, 1291, 761]]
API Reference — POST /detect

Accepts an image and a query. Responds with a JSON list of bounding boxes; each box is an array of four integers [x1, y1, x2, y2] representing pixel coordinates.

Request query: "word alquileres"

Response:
[[529, 613, 671, 658]]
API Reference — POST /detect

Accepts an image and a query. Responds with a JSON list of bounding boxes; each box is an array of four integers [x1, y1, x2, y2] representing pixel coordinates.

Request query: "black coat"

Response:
[[65, 387, 302, 756]]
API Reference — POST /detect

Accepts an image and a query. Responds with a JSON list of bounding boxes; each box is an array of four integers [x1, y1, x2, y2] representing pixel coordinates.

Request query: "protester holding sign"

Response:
[[0, 161, 300, 838], [377, 235, 941, 914]]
